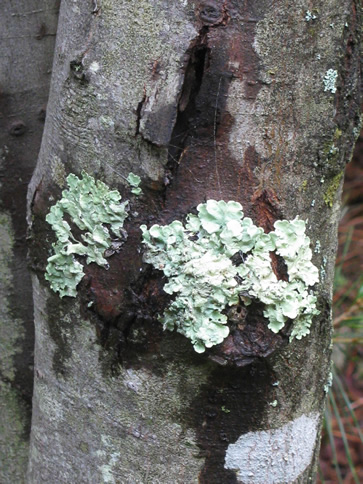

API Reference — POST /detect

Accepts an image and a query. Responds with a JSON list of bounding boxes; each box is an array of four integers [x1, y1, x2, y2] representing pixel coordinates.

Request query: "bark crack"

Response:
[[167, 27, 210, 170], [135, 89, 147, 137]]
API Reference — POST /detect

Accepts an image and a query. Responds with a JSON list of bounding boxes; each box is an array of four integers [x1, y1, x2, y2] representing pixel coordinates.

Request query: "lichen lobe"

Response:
[[141, 200, 320, 357], [45, 171, 129, 297]]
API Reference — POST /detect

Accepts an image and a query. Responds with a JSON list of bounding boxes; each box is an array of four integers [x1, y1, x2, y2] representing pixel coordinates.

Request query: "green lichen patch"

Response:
[[126, 172, 142, 196], [323, 172, 344, 207], [141, 200, 320, 353], [45, 171, 129, 297]]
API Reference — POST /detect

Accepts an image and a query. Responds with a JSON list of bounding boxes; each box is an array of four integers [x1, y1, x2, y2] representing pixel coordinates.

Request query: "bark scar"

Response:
[[135, 88, 147, 137]]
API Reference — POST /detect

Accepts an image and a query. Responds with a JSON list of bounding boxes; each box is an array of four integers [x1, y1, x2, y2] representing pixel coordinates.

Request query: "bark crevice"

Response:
[[167, 27, 211, 173]]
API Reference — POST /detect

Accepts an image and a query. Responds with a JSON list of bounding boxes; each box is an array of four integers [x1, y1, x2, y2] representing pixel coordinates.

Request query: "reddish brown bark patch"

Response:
[[209, 303, 284, 367], [162, 0, 264, 222], [251, 187, 281, 233]]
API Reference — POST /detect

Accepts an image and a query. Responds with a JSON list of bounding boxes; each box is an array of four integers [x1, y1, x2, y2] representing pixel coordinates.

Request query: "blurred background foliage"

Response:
[[318, 133, 363, 483]]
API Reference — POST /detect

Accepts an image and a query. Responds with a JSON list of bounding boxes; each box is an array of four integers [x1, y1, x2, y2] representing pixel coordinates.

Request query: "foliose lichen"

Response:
[[141, 200, 320, 353], [45, 171, 129, 297], [323, 69, 338, 94], [126, 172, 142, 196]]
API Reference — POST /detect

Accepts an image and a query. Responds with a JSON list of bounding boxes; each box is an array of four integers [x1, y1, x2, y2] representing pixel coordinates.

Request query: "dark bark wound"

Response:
[[193, 360, 273, 484], [135, 90, 147, 136]]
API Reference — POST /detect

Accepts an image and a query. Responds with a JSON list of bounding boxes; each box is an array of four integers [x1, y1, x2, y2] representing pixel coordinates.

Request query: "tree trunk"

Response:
[[0, 1, 59, 482], [27, 0, 361, 483]]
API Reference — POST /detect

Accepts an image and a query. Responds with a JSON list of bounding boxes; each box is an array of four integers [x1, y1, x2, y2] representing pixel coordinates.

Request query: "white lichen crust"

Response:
[[305, 10, 317, 22], [323, 69, 338, 93], [45, 171, 128, 297], [141, 200, 319, 353]]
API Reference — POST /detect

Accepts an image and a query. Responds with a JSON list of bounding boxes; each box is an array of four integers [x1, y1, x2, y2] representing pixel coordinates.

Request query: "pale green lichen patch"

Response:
[[141, 200, 320, 353], [126, 172, 142, 196], [45, 171, 128, 297]]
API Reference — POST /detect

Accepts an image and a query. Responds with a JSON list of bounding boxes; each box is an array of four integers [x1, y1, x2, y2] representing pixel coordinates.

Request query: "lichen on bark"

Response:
[[26, 0, 361, 483], [141, 200, 320, 352]]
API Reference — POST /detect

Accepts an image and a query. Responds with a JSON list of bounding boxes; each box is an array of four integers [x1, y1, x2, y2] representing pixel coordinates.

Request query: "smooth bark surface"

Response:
[[27, 1, 361, 483], [0, 1, 59, 482]]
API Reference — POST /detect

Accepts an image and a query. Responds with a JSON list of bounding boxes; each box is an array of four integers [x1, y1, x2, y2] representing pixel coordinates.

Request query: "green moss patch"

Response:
[[323, 172, 344, 207]]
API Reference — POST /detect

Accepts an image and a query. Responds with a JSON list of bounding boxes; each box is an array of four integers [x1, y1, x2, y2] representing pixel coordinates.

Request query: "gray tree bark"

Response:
[[27, 0, 361, 483], [0, 1, 59, 482]]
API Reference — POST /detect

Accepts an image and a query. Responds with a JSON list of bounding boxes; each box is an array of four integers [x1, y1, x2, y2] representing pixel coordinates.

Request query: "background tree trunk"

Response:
[[0, 1, 59, 482], [27, 0, 361, 483]]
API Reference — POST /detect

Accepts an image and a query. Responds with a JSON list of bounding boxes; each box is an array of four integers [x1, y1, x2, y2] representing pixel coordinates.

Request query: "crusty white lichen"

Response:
[[324, 371, 333, 393], [45, 171, 128, 297], [323, 69, 338, 94], [305, 10, 317, 22], [141, 200, 320, 353]]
